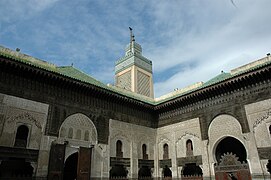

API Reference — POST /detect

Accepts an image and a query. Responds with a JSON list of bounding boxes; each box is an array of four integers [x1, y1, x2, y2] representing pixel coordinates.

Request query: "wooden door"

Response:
[[48, 143, 66, 180], [77, 147, 92, 180]]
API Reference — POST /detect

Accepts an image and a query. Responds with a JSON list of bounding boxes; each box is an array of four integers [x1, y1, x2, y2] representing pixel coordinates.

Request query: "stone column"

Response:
[[36, 135, 56, 178], [246, 132, 265, 178], [153, 143, 159, 178], [202, 140, 212, 180], [171, 139, 178, 178], [130, 142, 138, 178]]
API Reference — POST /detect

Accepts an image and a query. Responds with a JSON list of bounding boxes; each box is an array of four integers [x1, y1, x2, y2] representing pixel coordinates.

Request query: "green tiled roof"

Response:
[[57, 66, 107, 88], [203, 72, 231, 87], [1, 45, 270, 106], [154, 57, 271, 104], [0, 46, 156, 104]]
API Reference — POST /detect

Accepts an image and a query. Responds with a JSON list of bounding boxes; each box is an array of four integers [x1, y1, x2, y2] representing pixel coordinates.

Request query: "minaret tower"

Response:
[[115, 27, 154, 98]]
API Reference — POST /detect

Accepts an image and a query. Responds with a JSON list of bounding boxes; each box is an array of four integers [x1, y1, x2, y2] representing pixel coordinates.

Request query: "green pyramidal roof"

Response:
[[0, 45, 157, 104], [57, 66, 107, 88], [1, 45, 271, 106], [203, 72, 231, 87], [0, 45, 108, 89]]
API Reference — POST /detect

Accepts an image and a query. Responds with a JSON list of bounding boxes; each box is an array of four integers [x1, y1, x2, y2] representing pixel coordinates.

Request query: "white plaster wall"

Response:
[[0, 93, 48, 149], [157, 118, 202, 178], [109, 119, 156, 159], [245, 99, 271, 177], [245, 99, 271, 147], [109, 119, 156, 178], [157, 118, 202, 159]]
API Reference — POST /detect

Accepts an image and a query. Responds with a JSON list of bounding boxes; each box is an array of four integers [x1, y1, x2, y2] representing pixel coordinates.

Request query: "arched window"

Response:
[[163, 143, 169, 159], [60, 127, 66, 137], [84, 130, 89, 141], [142, 144, 148, 160], [186, 139, 193, 156], [14, 125, 29, 148], [68, 128, 73, 138], [116, 140, 123, 157], [269, 125, 271, 135], [76, 129, 81, 140]]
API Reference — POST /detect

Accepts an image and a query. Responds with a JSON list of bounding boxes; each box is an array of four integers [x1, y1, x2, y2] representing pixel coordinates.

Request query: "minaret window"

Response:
[[14, 125, 29, 148]]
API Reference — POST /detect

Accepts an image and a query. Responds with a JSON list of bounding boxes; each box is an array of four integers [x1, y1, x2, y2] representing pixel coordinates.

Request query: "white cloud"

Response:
[[0, 0, 270, 98], [146, 0, 271, 97], [0, 0, 59, 22]]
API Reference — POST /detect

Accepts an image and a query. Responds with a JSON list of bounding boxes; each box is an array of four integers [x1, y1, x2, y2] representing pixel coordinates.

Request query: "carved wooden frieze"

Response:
[[159, 159, 172, 168], [138, 159, 154, 168], [177, 155, 202, 166], [110, 157, 130, 167]]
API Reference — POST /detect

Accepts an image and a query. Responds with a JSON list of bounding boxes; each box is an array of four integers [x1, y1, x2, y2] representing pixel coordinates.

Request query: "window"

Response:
[[142, 144, 148, 160], [60, 127, 66, 137], [68, 128, 73, 138], [84, 130, 89, 141], [186, 139, 193, 156], [163, 143, 169, 159], [76, 129, 81, 140], [269, 125, 271, 135], [14, 125, 29, 148], [116, 140, 123, 157]]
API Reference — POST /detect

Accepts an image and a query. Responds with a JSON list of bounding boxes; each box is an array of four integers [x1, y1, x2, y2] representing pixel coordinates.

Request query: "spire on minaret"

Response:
[[129, 27, 135, 42], [115, 27, 154, 98]]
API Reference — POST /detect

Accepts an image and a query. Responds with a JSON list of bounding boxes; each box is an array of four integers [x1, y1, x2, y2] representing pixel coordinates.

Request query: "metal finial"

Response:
[[129, 27, 135, 43]]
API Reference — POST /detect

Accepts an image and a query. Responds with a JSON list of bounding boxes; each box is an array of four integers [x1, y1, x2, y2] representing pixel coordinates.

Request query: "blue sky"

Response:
[[1, 0, 271, 97]]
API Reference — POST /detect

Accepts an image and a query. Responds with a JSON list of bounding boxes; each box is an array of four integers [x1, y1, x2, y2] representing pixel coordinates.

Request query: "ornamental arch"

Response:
[[208, 114, 244, 161], [213, 136, 251, 180], [48, 113, 97, 179], [208, 114, 251, 179], [59, 113, 98, 144]]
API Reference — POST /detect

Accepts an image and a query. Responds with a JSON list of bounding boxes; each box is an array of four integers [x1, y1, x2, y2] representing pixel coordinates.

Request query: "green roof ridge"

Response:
[[203, 72, 232, 87], [1, 45, 270, 105], [0, 45, 156, 105]]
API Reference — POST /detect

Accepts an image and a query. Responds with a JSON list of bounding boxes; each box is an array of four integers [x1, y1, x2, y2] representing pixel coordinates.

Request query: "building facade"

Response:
[[0, 40, 270, 180]]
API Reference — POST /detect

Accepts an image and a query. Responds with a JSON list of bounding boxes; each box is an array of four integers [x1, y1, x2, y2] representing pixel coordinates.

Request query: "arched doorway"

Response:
[[138, 166, 152, 179], [163, 165, 172, 178], [215, 137, 247, 163], [63, 152, 78, 180], [214, 136, 251, 180], [109, 165, 128, 179], [182, 163, 203, 179], [0, 158, 33, 178]]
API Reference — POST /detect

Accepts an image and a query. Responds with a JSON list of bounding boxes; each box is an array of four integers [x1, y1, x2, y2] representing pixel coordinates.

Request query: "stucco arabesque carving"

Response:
[[158, 135, 170, 144], [176, 131, 200, 143], [252, 109, 271, 132], [7, 112, 42, 129], [110, 131, 131, 143]]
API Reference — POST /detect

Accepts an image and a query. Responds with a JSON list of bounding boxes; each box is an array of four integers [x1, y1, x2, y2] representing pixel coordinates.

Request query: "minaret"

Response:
[[115, 27, 154, 98]]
